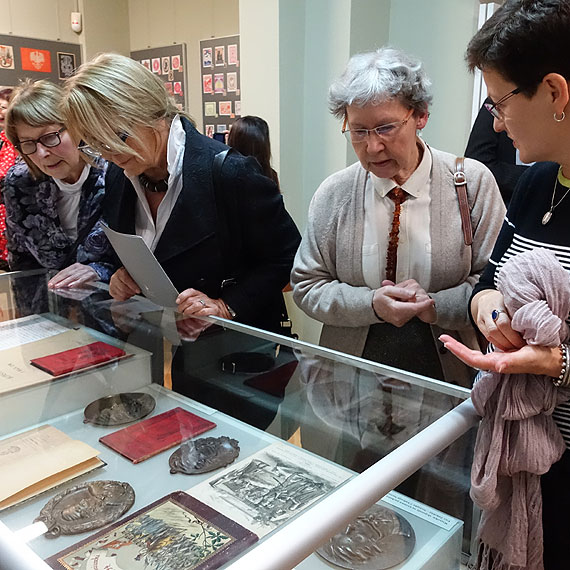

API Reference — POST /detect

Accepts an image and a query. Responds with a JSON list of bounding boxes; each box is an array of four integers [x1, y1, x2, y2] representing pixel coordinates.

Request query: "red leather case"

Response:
[[30, 341, 126, 376], [99, 407, 216, 463]]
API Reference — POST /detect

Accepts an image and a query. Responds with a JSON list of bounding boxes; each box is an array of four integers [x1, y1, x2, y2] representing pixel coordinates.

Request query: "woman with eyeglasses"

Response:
[[3, 80, 115, 288], [61, 53, 300, 333], [437, 2, 570, 568], [292, 47, 504, 384]]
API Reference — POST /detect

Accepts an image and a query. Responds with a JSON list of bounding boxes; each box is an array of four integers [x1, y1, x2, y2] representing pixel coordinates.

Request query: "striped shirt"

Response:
[[472, 161, 570, 446]]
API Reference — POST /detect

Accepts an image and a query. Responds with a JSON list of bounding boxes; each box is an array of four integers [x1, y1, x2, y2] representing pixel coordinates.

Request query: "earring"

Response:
[[554, 111, 566, 122]]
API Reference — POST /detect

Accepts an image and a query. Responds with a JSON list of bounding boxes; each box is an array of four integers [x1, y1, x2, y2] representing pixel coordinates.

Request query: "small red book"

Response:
[[30, 341, 126, 376], [99, 407, 216, 463]]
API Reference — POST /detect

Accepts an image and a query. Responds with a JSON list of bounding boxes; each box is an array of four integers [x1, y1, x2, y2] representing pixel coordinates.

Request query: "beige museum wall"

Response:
[[128, 0, 239, 127], [0, 0, 130, 61]]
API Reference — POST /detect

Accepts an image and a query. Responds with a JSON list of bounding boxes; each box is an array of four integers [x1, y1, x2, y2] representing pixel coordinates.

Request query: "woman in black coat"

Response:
[[62, 53, 300, 333]]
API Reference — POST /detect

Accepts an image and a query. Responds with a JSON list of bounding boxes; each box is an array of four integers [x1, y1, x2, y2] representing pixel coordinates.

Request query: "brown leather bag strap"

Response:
[[454, 157, 473, 246]]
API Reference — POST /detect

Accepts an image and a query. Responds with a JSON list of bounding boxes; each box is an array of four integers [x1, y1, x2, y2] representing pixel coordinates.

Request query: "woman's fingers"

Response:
[[109, 268, 140, 301]]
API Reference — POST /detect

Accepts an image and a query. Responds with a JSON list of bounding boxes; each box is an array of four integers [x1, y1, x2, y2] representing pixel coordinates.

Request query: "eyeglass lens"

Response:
[[19, 130, 63, 155], [343, 113, 411, 143]]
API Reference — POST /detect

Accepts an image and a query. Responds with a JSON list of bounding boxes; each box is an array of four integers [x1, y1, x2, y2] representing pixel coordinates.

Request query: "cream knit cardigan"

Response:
[[292, 145, 505, 373]]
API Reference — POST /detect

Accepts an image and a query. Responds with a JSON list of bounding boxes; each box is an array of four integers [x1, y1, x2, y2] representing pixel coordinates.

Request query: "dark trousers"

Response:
[[541, 448, 570, 570]]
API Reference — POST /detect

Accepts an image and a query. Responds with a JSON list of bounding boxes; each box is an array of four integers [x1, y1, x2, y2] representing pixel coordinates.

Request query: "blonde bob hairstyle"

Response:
[[5, 79, 78, 178], [62, 52, 193, 161]]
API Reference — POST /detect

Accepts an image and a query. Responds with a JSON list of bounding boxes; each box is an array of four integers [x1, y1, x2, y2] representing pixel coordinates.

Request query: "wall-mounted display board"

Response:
[[131, 44, 187, 112], [0, 34, 81, 87], [200, 35, 241, 138]]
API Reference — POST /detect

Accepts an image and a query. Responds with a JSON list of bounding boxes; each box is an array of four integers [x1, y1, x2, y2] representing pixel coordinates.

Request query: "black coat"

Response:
[[104, 118, 301, 333], [465, 99, 528, 206]]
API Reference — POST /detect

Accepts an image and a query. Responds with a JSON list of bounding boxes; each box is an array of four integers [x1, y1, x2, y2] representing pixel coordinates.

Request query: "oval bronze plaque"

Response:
[[83, 393, 155, 426], [316, 504, 416, 569], [36, 480, 135, 538], [169, 436, 240, 474]]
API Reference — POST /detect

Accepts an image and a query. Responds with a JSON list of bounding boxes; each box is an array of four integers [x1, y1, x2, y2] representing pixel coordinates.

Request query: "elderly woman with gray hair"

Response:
[[292, 47, 505, 384]]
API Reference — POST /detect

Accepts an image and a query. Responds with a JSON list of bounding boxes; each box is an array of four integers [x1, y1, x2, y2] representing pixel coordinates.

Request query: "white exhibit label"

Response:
[[382, 492, 458, 531]]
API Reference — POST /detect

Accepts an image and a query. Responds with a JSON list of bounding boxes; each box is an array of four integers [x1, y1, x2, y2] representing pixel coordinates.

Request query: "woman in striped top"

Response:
[[440, 1, 570, 568]]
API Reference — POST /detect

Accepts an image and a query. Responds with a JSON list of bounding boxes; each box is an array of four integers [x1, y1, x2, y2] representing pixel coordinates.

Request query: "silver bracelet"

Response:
[[553, 344, 570, 387]]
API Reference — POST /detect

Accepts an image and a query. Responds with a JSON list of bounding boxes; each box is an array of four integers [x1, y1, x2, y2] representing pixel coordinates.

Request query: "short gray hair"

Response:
[[329, 47, 433, 119]]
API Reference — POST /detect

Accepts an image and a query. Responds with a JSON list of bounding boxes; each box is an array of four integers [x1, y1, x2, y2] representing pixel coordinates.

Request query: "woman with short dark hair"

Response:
[[440, 1, 570, 568]]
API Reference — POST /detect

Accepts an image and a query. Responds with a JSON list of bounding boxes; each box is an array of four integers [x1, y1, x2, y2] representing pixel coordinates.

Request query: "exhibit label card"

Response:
[[382, 491, 459, 531], [99, 407, 216, 463], [46, 491, 258, 570], [189, 442, 353, 537]]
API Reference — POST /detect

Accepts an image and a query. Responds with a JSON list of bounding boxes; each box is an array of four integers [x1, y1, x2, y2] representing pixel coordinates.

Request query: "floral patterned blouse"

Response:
[[0, 130, 18, 264], [2, 159, 116, 281]]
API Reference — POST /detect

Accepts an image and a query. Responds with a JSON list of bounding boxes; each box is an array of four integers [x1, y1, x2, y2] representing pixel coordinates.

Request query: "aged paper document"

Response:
[[0, 425, 103, 510], [0, 315, 69, 351], [0, 327, 126, 395], [189, 442, 353, 537]]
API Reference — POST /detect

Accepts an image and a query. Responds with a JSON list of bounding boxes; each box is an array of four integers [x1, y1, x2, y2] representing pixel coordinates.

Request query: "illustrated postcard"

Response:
[[46, 491, 258, 570]]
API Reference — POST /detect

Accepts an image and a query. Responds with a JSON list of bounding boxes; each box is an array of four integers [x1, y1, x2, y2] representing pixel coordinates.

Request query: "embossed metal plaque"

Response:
[[83, 393, 155, 426], [316, 504, 416, 569], [169, 436, 240, 475], [36, 480, 135, 538]]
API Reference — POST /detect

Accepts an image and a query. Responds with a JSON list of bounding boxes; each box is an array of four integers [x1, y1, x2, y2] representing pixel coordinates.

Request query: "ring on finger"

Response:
[[199, 299, 206, 307], [491, 309, 504, 322]]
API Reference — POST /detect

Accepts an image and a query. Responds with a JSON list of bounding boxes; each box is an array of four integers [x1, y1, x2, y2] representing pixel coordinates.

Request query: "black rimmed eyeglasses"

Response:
[[17, 127, 66, 156], [484, 87, 522, 119]]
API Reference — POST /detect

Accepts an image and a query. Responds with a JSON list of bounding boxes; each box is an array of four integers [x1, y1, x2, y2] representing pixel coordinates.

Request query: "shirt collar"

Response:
[[167, 114, 186, 176], [371, 137, 432, 198], [125, 114, 186, 187]]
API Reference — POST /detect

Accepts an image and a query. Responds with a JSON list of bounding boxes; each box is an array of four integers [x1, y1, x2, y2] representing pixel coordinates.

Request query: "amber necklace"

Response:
[[542, 168, 570, 225]]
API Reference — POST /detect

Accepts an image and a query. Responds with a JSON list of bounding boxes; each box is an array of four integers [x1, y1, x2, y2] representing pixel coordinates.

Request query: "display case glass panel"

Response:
[[0, 270, 476, 569]]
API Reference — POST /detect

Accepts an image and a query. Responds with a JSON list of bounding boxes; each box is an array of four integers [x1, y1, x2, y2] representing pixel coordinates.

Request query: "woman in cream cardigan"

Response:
[[292, 47, 505, 386]]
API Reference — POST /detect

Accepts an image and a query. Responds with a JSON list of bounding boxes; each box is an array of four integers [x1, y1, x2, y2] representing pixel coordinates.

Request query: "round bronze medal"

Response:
[[36, 480, 135, 538], [316, 504, 416, 569], [83, 393, 155, 426]]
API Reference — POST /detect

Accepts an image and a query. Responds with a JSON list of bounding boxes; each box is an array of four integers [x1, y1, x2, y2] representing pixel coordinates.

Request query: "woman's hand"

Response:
[[372, 279, 435, 327], [176, 288, 231, 319], [109, 267, 141, 301], [439, 334, 562, 377], [394, 279, 437, 324], [471, 289, 525, 351], [48, 263, 99, 289]]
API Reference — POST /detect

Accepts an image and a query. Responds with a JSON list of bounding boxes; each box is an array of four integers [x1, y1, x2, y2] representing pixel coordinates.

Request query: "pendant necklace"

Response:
[[542, 170, 570, 225]]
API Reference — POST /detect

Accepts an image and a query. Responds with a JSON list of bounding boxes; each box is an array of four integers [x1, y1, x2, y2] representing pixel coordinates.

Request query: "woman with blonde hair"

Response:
[[62, 53, 300, 333], [3, 79, 115, 287]]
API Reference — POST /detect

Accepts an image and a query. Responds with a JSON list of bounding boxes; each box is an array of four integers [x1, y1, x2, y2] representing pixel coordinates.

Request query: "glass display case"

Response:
[[0, 270, 479, 570]]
